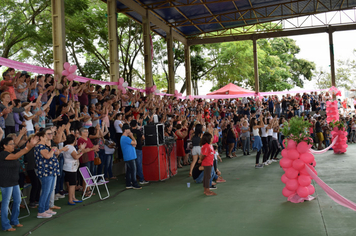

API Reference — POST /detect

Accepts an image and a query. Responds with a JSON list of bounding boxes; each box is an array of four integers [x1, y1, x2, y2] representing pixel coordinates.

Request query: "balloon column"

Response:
[[331, 126, 348, 154], [325, 100, 339, 123], [325, 86, 347, 154], [280, 140, 317, 203], [62, 62, 77, 81]]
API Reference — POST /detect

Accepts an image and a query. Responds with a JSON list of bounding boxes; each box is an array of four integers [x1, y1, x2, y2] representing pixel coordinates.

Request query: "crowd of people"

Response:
[[0, 67, 355, 231]]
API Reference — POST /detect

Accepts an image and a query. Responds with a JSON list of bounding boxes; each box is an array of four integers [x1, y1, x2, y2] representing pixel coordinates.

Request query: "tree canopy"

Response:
[[1, 0, 318, 94]]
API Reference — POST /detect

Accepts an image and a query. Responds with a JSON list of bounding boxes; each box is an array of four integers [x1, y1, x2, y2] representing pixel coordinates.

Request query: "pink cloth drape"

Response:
[[305, 164, 356, 211], [309, 136, 338, 154], [0, 56, 327, 98]]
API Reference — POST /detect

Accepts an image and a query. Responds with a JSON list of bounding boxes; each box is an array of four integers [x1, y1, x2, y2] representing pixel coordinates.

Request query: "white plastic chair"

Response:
[[79, 167, 110, 201]]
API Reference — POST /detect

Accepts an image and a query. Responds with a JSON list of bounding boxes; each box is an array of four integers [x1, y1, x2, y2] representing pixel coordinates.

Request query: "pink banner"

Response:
[[309, 136, 338, 154], [0, 57, 54, 74], [305, 164, 356, 211], [0, 56, 329, 99]]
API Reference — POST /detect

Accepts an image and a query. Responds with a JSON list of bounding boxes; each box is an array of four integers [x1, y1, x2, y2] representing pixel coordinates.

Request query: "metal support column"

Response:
[[107, 0, 120, 82], [167, 27, 175, 94], [253, 37, 259, 94], [184, 45, 192, 95], [328, 27, 336, 87], [51, 0, 66, 76], [142, 9, 153, 89]]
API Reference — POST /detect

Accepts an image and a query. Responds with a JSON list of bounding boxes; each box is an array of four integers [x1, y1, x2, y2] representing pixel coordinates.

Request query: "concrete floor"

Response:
[[7, 144, 356, 236]]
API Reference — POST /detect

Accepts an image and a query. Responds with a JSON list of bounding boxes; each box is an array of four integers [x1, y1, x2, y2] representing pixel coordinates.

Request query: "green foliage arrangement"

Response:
[[329, 120, 345, 130], [281, 117, 313, 145]]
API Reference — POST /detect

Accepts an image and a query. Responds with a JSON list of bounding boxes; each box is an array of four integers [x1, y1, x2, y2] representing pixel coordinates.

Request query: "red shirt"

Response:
[[77, 137, 94, 163], [201, 143, 215, 166]]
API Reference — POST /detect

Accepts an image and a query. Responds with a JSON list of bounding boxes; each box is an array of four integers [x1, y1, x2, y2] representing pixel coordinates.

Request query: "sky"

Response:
[[183, 29, 356, 96]]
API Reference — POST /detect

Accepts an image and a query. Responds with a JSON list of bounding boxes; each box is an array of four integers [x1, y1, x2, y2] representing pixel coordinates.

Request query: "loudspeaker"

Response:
[[144, 124, 164, 145]]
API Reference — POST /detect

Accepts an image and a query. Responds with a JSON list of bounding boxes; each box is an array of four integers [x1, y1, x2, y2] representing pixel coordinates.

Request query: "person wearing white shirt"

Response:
[[22, 102, 41, 136], [63, 134, 86, 205], [114, 113, 124, 159]]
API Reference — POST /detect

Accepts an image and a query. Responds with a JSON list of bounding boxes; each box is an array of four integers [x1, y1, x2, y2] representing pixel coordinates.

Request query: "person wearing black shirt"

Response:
[[130, 120, 149, 185], [315, 117, 324, 150], [0, 137, 38, 232]]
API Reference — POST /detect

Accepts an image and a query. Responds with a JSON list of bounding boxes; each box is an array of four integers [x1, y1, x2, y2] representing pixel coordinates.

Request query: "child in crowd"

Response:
[[213, 144, 226, 183], [200, 132, 216, 196]]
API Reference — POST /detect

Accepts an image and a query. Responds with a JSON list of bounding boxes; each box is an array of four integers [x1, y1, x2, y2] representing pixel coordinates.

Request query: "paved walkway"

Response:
[[6, 145, 356, 236]]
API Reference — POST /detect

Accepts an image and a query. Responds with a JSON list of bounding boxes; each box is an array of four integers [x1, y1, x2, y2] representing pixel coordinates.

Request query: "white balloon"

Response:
[[155, 89, 160, 94], [122, 82, 128, 88]]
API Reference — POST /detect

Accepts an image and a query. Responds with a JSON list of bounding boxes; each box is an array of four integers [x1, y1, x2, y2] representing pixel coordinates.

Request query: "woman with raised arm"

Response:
[[0, 136, 38, 231]]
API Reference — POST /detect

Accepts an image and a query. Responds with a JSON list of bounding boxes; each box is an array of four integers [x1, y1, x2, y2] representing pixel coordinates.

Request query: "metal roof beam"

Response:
[[187, 23, 356, 45], [143, 0, 240, 10], [118, 0, 187, 45], [173, 0, 353, 28]]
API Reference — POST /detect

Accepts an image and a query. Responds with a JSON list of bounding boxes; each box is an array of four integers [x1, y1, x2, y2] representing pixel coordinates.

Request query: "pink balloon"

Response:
[[280, 157, 293, 168], [307, 184, 315, 195], [152, 85, 157, 90], [286, 179, 299, 191], [299, 167, 309, 175], [64, 62, 70, 70], [297, 186, 309, 198], [297, 142, 309, 153], [62, 70, 69, 76], [122, 89, 126, 94], [282, 187, 295, 198], [298, 175, 311, 187], [286, 140, 297, 150], [281, 149, 288, 157], [287, 149, 299, 160], [119, 78, 124, 84], [68, 65, 77, 73], [281, 174, 289, 184], [292, 159, 305, 170], [285, 168, 299, 179], [67, 74, 75, 81], [312, 160, 316, 167], [300, 153, 314, 164]]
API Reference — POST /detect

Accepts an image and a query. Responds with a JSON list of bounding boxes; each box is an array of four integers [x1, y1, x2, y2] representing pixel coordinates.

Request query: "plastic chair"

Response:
[[79, 167, 110, 201], [0, 187, 30, 219]]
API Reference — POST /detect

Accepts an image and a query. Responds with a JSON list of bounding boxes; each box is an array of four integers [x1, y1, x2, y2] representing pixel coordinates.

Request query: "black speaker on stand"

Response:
[[143, 124, 164, 146]]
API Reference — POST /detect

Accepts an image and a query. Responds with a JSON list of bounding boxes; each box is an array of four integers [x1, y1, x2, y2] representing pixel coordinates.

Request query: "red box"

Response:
[[142, 143, 177, 181], [142, 145, 168, 181]]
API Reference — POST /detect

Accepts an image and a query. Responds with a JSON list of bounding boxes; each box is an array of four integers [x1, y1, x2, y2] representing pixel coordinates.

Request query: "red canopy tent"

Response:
[[207, 83, 254, 95]]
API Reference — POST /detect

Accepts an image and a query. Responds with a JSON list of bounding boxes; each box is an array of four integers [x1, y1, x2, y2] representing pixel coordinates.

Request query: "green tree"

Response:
[[314, 60, 356, 89], [207, 37, 315, 92], [0, 0, 49, 59]]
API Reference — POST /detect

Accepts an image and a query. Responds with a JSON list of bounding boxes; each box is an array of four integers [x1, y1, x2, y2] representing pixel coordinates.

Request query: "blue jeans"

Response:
[[96, 149, 106, 176], [55, 154, 64, 194], [275, 108, 281, 118], [194, 167, 217, 187], [81, 161, 94, 175], [27, 130, 35, 137], [1, 185, 21, 230], [135, 149, 144, 182], [104, 154, 114, 178], [38, 176, 55, 214], [125, 159, 138, 187]]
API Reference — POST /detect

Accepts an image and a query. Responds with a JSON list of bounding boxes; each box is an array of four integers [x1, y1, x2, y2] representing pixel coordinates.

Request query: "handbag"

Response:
[[94, 156, 102, 166]]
